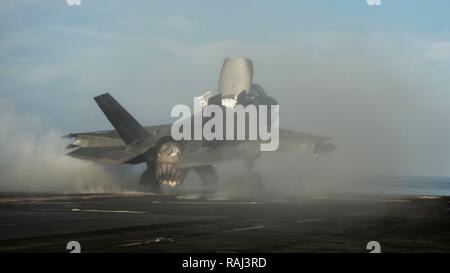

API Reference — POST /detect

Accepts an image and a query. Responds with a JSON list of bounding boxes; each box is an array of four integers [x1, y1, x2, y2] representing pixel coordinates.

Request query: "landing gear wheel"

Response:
[[246, 171, 264, 191], [243, 157, 265, 197], [192, 165, 219, 196]]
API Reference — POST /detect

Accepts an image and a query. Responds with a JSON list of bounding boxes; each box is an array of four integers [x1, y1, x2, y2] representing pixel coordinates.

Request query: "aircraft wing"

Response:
[[176, 128, 334, 168], [63, 130, 125, 149], [64, 93, 172, 164], [278, 128, 328, 148], [64, 92, 334, 165], [64, 123, 171, 149], [66, 146, 141, 165], [278, 128, 335, 156]]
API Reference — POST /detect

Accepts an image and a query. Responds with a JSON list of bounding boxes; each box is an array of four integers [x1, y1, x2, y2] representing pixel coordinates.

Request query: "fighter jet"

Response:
[[65, 58, 335, 191]]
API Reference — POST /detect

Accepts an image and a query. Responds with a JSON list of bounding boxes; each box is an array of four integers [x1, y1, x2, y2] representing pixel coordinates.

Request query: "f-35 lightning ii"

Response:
[[65, 58, 335, 192]]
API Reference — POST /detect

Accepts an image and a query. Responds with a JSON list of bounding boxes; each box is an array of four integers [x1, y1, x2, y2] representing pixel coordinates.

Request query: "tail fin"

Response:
[[94, 93, 149, 145]]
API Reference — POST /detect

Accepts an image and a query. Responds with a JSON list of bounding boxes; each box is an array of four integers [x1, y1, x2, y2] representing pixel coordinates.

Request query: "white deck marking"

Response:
[[71, 208, 148, 214], [418, 196, 441, 200], [117, 242, 144, 247], [223, 225, 265, 232], [161, 201, 264, 205], [115, 237, 174, 248], [347, 211, 369, 217], [295, 218, 323, 223], [0, 193, 154, 204]]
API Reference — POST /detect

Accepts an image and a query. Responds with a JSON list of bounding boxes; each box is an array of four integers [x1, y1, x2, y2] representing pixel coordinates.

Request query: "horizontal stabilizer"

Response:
[[66, 146, 139, 165]]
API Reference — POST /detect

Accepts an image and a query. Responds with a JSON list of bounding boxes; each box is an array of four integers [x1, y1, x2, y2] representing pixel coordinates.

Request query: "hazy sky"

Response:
[[1, 0, 450, 177]]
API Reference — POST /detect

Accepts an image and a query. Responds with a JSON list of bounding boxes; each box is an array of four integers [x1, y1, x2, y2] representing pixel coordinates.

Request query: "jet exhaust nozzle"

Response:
[[155, 141, 186, 187]]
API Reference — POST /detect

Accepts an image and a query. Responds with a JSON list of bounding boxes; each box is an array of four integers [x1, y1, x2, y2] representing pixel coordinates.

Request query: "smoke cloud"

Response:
[[0, 98, 127, 193], [174, 34, 450, 196], [1, 29, 449, 196]]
